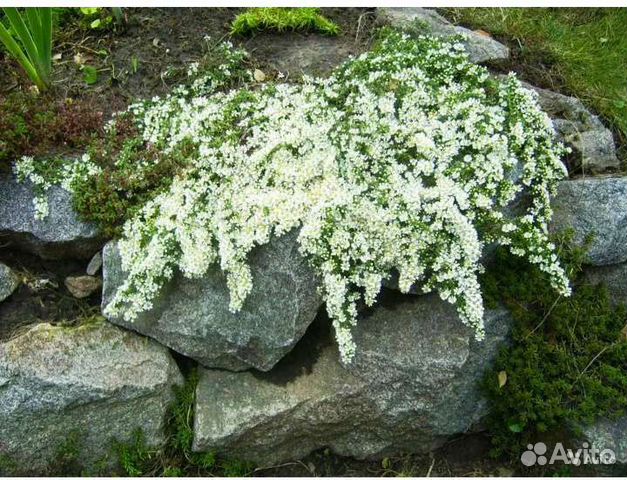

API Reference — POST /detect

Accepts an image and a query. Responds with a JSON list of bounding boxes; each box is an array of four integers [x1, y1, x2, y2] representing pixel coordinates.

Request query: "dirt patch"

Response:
[[0, 249, 100, 342], [252, 431, 625, 477], [1, 8, 375, 117]]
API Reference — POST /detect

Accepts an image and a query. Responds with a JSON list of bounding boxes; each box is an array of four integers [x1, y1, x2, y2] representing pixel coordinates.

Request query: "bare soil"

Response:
[[0, 249, 99, 342], [1, 8, 376, 120]]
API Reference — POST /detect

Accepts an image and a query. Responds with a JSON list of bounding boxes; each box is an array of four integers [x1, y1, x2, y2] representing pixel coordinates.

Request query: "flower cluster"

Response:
[[14, 153, 101, 219], [32, 32, 573, 362]]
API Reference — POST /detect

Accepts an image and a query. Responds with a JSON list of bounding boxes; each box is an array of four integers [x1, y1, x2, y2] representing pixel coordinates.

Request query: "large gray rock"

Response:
[[0, 320, 183, 475], [583, 262, 627, 306], [0, 263, 19, 303], [376, 7, 509, 64], [550, 176, 627, 266], [102, 229, 323, 372], [529, 85, 619, 174], [0, 174, 104, 260], [193, 294, 512, 465]]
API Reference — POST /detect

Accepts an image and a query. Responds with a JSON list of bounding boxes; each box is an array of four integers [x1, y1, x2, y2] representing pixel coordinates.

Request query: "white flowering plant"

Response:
[[16, 30, 571, 362], [13, 154, 102, 219]]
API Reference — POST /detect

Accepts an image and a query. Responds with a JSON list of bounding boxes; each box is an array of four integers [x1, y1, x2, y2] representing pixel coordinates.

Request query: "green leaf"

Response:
[[80, 7, 100, 16], [82, 65, 98, 85], [90, 18, 101, 29], [508, 422, 524, 433], [0, 7, 52, 90]]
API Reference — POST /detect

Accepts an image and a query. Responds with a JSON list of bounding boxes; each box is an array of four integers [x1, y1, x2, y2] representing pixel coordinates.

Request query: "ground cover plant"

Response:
[[15, 29, 571, 362], [481, 237, 627, 458], [0, 90, 104, 172], [441, 8, 627, 158], [231, 7, 340, 36]]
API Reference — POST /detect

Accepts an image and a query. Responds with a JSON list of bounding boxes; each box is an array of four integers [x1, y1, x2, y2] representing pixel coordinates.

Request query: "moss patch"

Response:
[[481, 235, 627, 458]]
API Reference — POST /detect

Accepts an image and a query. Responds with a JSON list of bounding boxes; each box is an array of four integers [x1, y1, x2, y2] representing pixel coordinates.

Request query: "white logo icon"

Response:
[[521, 442, 547, 466]]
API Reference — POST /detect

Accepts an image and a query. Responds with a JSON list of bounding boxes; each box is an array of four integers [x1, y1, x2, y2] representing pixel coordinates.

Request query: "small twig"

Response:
[[355, 10, 376, 44], [525, 296, 561, 339], [426, 454, 436, 477], [577, 345, 611, 382], [253, 460, 310, 474]]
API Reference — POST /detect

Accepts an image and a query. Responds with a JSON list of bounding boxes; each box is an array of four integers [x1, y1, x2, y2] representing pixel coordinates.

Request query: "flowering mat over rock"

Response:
[[16, 31, 571, 362]]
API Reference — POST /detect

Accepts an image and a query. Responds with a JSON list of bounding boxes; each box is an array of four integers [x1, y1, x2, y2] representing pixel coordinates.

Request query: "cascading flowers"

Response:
[[29, 31, 572, 362]]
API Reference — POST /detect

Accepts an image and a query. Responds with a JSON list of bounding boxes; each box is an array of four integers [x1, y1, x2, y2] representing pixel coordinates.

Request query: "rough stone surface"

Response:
[[528, 84, 619, 173], [86, 251, 103, 276], [0, 263, 19, 303], [550, 176, 627, 266], [102, 229, 323, 372], [193, 293, 512, 465], [580, 417, 627, 465], [376, 7, 509, 64], [65, 275, 102, 299], [0, 174, 105, 260], [583, 262, 627, 306], [252, 36, 357, 78], [0, 320, 183, 475]]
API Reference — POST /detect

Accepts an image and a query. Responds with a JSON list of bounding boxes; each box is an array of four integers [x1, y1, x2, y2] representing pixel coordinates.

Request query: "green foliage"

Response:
[[48, 430, 84, 475], [81, 64, 98, 85], [0, 7, 52, 91], [71, 120, 192, 237], [77, 7, 125, 31], [70, 42, 252, 237], [481, 234, 627, 457], [442, 8, 627, 151], [114, 430, 155, 476], [0, 454, 17, 475], [0, 90, 103, 170], [113, 368, 255, 477], [231, 7, 339, 36]]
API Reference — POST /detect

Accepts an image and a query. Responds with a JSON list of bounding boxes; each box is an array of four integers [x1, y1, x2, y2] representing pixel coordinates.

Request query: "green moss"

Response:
[[481, 234, 627, 458], [231, 8, 340, 36], [0, 454, 18, 475], [48, 429, 84, 475]]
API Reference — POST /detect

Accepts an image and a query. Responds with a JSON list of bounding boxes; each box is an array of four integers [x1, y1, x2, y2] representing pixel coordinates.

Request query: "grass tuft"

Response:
[[231, 7, 340, 36]]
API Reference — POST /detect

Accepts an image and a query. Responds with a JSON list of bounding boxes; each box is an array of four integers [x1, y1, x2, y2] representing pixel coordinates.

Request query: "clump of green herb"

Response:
[[77, 7, 125, 31], [231, 7, 340, 36], [71, 119, 191, 237], [481, 234, 627, 458]]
